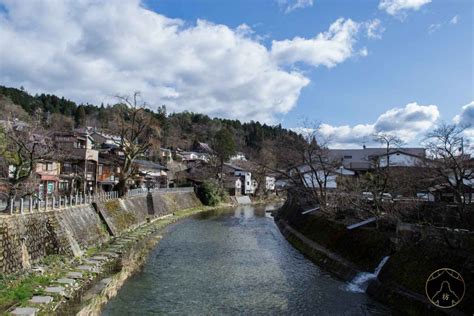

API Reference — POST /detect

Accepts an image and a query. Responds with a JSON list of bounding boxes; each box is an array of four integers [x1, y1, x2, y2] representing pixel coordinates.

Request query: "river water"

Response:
[[102, 204, 392, 315]]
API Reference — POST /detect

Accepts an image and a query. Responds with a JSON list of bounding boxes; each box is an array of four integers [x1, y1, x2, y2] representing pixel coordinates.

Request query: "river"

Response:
[[102, 204, 392, 315]]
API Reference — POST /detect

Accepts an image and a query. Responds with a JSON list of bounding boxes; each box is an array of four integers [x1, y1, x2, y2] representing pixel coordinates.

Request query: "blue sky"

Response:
[[0, 0, 472, 147], [148, 0, 472, 127]]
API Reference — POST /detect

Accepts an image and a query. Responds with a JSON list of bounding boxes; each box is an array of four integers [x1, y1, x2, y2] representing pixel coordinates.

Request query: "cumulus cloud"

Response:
[[271, 18, 360, 68], [379, 0, 431, 16], [453, 101, 474, 147], [294, 102, 440, 148], [0, 0, 372, 123], [373, 102, 439, 140], [453, 101, 474, 127], [278, 0, 314, 13]]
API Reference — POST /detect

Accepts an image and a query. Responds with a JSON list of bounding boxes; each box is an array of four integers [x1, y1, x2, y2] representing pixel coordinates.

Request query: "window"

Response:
[[344, 155, 352, 159], [47, 182, 55, 194], [47, 163, 53, 170], [98, 165, 103, 176]]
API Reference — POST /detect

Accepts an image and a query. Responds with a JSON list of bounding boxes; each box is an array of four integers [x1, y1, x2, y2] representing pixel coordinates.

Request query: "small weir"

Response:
[[345, 256, 390, 293]]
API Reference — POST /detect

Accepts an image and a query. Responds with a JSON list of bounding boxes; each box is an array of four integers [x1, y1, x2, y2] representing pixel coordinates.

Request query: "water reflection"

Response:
[[233, 206, 254, 219], [103, 204, 392, 315]]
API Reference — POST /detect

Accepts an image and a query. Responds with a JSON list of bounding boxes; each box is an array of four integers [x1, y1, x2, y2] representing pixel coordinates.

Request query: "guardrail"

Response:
[[3, 191, 119, 215]]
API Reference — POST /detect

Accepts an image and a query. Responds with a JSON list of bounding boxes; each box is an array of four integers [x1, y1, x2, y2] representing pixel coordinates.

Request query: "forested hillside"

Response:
[[0, 85, 304, 166]]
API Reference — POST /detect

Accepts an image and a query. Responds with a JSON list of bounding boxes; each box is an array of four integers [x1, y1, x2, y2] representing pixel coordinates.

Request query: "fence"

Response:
[[3, 191, 119, 215], [3, 187, 195, 215], [126, 186, 194, 197]]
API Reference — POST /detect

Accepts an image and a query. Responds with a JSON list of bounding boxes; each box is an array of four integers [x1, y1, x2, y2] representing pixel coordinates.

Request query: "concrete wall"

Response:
[[0, 191, 202, 273]]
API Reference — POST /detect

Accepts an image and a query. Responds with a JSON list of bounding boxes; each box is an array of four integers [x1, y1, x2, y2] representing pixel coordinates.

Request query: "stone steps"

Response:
[[16, 211, 174, 315]]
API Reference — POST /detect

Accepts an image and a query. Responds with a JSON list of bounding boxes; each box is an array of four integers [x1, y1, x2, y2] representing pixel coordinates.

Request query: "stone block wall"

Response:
[[0, 213, 69, 273], [95, 191, 202, 236], [0, 191, 202, 273]]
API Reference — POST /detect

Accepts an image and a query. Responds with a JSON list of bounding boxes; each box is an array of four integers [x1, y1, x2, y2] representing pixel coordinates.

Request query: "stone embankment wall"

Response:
[[276, 193, 474, 315], [95, 191, 202, 236], [0, 190, 201, 274]]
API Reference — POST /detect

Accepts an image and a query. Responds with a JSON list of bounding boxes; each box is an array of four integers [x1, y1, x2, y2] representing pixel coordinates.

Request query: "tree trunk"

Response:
[[116, 177, 128, 197]]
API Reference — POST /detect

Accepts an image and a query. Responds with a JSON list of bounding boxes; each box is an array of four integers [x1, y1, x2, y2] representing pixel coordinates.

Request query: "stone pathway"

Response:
[[9, 213, 179, 315], [11, 307, 38, 316], [29, 296, 53, 304]]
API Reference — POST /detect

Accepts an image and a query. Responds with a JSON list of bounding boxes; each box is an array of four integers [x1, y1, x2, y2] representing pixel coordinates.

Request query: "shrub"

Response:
[[197, 181, 221, 206]]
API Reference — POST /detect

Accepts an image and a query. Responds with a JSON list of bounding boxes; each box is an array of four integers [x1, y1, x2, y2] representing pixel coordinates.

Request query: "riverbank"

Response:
[[1, 191, 277, 315], [0, 189, 204, 315], [1, 206, 214, 315], [274, 196, 474, 315], [75, 207, 211, 316]]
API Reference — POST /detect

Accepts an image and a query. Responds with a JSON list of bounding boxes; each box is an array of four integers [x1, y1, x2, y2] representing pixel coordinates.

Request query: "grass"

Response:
[[0, 255, 69, 312], [0, 273, 52, 311]]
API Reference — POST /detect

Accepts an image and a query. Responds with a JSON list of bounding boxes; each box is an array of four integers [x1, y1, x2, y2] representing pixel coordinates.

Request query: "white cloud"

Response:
[[373, 102, 439, 140], [379, 0, 431, 16], [279, 0, 314, 13], [359, 47, 369, 57], [271, 18, 360, 68], [428, 23, 442, 34], [449, 15, 459, 25], [453, 101, 474, 147], [0, 1, 372, 123], [453, 101, 474, 127], [428, 15, 461, 34], [365, 19, 385, 39], [294, 102, 440, 148]]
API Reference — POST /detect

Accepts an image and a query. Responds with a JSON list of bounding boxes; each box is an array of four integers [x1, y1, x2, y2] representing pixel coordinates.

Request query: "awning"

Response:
[[41, 175, 59, 181]]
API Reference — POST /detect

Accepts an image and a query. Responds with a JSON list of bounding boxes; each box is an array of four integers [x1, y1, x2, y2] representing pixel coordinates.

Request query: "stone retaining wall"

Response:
[[0, 191, 202, 274], [95, 191, 202, 236], [277, 192, 474, 315]]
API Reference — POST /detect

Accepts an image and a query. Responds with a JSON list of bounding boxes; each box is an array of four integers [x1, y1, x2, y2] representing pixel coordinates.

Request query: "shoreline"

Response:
[[273, 205, 471, 315], [67, 200, 278, 315], [75, 207, 210, 316]]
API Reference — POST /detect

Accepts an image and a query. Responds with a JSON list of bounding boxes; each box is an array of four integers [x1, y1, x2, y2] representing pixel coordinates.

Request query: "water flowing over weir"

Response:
[[346, 256, 390, 293], [102, 204, 393, 315]]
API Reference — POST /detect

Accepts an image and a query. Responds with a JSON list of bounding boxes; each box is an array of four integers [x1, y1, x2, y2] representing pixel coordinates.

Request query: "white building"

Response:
[[235, 170, 255, 194], [265, 176, 276, 191], [230, 152, 247, 161], [375, 150, 424, 168]]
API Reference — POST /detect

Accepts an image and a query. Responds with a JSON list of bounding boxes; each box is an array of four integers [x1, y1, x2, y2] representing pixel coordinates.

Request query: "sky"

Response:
[[0, 0, 472, 148]]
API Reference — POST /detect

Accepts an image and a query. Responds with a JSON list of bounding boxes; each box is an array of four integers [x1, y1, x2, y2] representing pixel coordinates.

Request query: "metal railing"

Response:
[[126, 186, 194, 197], [3, 191, 119, 215], [3, 187, 195, 214]]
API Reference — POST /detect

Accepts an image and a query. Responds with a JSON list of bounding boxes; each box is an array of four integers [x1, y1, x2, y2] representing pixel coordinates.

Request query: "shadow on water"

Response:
[[102, 203, 393, 315]]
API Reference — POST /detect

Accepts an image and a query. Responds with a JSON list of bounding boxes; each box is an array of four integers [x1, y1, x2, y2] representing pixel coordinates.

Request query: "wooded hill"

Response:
[[0, 85, 304, 167]]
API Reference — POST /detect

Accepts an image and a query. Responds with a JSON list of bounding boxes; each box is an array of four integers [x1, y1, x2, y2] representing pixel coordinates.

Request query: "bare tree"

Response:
[[424, 123, 473, 216], [0, 120, 55, 212], [265, 123, 341, 210], [373, 132, 405, 168], [109, 92, 160, 196]]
